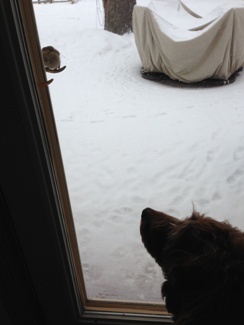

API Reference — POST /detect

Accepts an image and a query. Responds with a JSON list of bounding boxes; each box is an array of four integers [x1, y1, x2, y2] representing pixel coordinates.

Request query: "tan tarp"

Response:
[[133, 0, 244, 82]]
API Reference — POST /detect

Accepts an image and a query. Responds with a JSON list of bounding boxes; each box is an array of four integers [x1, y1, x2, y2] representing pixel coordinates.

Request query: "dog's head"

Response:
[[140, 208, 244, 324]]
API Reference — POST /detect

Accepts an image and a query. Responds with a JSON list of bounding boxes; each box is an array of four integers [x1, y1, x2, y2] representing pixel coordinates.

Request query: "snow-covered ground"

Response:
[[33, 0, 244, 302]]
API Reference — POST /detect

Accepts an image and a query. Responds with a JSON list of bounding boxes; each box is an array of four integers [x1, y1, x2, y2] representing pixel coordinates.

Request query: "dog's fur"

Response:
[[140, 208, 244, 325]]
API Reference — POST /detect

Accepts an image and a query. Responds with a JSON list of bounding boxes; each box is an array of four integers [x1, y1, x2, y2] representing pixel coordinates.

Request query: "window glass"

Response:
[[33, 0, 244, 303]]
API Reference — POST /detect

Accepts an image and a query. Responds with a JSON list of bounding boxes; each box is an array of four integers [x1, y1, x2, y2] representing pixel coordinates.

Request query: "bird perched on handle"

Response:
[[41, 46, 66, 73]]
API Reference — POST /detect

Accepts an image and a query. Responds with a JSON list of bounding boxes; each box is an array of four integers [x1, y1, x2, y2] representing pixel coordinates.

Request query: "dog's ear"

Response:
[[167, 212, 231, 255], [163, 213, 244, 281]]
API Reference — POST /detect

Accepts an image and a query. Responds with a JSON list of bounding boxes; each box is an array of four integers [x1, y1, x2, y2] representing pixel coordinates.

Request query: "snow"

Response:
[[33, 0, 244, 303], [149, 0, 244, 41], [149, 1, 223, 40]]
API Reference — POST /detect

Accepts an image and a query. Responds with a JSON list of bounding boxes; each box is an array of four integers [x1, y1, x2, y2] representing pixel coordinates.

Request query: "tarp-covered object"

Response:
[[133, 0, 244, 83]]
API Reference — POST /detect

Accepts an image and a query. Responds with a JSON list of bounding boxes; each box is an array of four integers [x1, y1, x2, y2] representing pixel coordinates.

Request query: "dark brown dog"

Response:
[[140, 207, 244, 325]]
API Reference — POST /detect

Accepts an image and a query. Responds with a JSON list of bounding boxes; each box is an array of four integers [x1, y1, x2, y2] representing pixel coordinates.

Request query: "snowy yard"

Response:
[[33, 0, 244, 302]]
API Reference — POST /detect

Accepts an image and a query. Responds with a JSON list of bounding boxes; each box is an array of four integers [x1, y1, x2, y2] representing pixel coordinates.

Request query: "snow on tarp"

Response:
[[133, 0, 244, 83]]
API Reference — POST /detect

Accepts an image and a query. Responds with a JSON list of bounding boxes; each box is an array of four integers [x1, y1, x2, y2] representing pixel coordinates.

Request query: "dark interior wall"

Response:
[[0, 2, 79, 324], [0, 7, 45, 323], [0, 4, 42, 322]]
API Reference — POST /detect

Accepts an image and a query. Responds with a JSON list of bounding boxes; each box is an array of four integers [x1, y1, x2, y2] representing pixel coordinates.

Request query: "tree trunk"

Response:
[[103, 0, 136, 35]]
